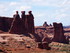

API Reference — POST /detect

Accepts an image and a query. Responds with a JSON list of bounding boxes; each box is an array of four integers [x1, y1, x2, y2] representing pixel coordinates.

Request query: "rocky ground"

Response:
[[0, 26, 70, 53]]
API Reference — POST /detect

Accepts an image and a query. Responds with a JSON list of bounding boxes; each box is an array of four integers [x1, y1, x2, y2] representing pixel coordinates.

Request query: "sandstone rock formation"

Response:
[[0, 11, 35, 34], [21, 11, 27, 34], [43, 22, 48, 27], [53, 22, 69, 44], [0, 17, 13, 32], [9, 11, 23, 34], [37, 42, 51, 50], [9, 11, 35, 34], [26, 11, 35, 34]]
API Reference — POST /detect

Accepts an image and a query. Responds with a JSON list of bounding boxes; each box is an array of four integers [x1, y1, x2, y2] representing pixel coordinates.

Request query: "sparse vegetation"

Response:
[[0, 27, 70, 53], [49, 42, 70, 53]]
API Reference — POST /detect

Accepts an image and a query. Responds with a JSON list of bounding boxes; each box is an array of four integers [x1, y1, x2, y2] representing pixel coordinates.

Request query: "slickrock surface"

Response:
[[53, 23, 68, 44], [0, 34, 37, 53], [0, 26, 70, 53], [35, 26, 70, 44]]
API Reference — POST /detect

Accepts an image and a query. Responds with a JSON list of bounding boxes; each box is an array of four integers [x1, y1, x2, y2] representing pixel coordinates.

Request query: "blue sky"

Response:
[[0, 0, 70, 26]]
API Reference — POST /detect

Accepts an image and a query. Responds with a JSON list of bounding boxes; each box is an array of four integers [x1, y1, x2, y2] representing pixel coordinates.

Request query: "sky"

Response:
[[0, 0, 70, 26]]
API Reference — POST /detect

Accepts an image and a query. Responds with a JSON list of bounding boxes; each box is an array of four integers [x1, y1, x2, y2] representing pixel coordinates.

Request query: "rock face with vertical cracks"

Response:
[[53, 22, 69, 44], [0, 11, 35, 34], [9, 11, 23, 34], [26, 11, 35, 34], [0, 17, 13, 32]]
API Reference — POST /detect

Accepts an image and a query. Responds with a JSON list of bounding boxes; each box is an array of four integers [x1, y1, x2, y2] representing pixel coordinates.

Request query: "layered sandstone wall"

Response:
[[53, 22, 69, 44], [0, 17, 13, 32]]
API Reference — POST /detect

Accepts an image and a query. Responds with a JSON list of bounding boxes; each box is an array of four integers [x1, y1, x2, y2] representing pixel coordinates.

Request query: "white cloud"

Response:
[[20, 6, 31, 11], [0, 5, 4, 9], [34, 12, 45, 17], [61, 0, 67, 6], [32, 0, 43, 2], [10, 2, 18, 6], [0, 0, 70, 26], [29, 0, 70, 8], [53, 13, 67, 20], [0, 4, 8, 13]]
